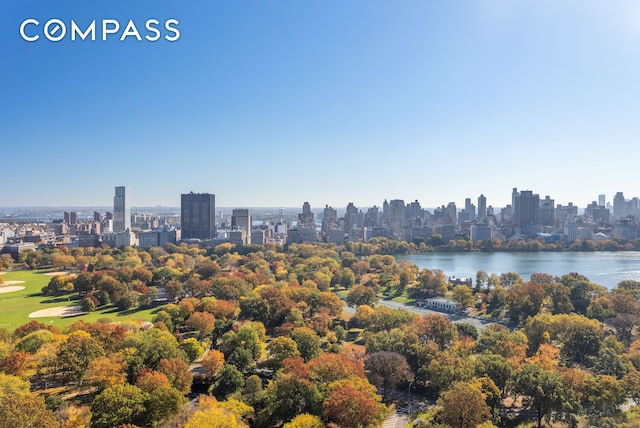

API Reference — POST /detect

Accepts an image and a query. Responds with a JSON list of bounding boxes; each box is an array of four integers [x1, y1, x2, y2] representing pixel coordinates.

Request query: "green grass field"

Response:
[[0, 270, 157, 331]]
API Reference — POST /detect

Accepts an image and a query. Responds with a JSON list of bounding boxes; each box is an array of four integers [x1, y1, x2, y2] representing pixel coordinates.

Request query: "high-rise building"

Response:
[[613, 192, 626, 219], [114, 186, 130, 233], [539, 196, 555, 227], [344, 203, 360, 232], [513, 189, 539, 227], [322, 205, 338, 238], [598, 194, 606, 207], [389, 200, 405, 238], [477, 194, 487, 222], [445, 202, 457, 224], [232, 209, 251, 245], [298, 202, 315, 228], [181, 192, 216, 240]]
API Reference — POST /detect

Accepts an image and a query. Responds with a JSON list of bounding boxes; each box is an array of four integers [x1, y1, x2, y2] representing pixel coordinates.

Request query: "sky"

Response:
[[2, 1, 640, 209]]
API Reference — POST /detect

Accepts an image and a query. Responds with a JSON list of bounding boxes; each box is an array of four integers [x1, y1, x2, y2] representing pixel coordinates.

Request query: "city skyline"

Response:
[[3, 1, 640, 207]]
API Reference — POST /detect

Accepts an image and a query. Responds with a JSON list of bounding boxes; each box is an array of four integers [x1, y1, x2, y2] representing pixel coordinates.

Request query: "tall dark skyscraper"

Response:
[[114, 186, 130, 233], [513, 189, 540, 227], [181, 192, 216, 240]]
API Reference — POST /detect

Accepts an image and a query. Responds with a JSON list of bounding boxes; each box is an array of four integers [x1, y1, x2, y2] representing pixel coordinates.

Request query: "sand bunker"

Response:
[[1, 280, 25, 286], [29, 306, 82, 318], [0, 286, 26, 293], [44, 271, 70, 276]]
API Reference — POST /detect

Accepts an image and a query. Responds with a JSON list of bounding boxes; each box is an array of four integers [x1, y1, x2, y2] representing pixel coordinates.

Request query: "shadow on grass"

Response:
[[40, 296, 80, 304]]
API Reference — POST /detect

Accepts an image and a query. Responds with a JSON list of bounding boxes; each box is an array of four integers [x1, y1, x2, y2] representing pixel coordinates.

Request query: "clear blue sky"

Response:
[[2, 1, 640, 209]]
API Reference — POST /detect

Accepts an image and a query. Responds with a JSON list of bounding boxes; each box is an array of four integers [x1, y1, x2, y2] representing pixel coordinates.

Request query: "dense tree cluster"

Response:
[[0, 241, 639, 427]]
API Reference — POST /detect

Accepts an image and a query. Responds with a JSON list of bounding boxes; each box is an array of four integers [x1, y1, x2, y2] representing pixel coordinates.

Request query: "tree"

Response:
[[91, 384, 147, 428], [86, 353, 127, 391], [241, 374, 265, 407], [261, 373, 322, 426], [584, 374, 626, 417], [180, 337, 205, 363], [57, 330, 105, 382], [0, 373, 31, 396], [505, 281, 545, 324], [157, 357, 193, 395], [365, 351, 413, 401], [0, 394, 59, 428], [202, 349, 225, 379], [211, 364, 245, 398], [186, 311, 216, 341], [452, 285, 475, 308], [513, 363, 577, 428], [416, 269, 447, 297], [308, 352, 366, 386], [346, 285, 378, 307], [561, 316, 603, 365], [266, 336, 300, 370], [425, 351, 474, 394], [283, 413, 324, 428], [437, 382, 491, 428], [137, 371, 187, 425], [410, 313, 458, 350], [291, 327, 321, 362], [322, 377, 384, 428], [122, 327, 184, 370]]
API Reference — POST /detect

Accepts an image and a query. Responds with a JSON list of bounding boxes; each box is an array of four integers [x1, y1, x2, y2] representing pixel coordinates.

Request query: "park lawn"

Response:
[[0, 270, 156, 331]]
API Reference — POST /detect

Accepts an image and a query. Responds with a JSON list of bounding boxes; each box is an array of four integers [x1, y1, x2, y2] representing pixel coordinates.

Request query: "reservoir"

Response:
[[395, 251, 640, 289]]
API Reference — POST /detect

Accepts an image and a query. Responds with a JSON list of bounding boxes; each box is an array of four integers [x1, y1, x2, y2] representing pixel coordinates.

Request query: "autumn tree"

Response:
[[365, 351, 413, 401], [452, 284, 475, 308], [202, 349, 225, 379], [346, 285, 378, 308], [0, 394, 59, 428], [57, 330, 105, 382], [415, 269, 447, 297], [157, 357, 193, 395], [85, 353, 127, 391], [437, 382, 491, 428], [322, 377, 384, 428]]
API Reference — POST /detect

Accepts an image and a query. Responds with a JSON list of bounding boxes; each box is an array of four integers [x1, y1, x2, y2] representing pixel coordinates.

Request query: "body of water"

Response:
[[395, 251, 640, 289]]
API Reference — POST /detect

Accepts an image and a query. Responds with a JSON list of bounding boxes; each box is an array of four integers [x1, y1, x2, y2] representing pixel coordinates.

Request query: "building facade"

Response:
[[181, 192, 216, 240]]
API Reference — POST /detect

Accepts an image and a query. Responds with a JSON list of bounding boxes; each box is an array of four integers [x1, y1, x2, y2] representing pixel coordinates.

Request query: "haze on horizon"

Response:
[[2, 1, 640, 208]]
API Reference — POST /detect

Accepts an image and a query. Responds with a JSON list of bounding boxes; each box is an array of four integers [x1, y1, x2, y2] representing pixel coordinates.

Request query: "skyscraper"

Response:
[[389, 200, 405, 238], [113, 186, 130, 233], [613, 192, 626, 219], [181, 192, 216, 240], [232, 209, 251, 245], [513, 190, 539, 227], [477, 194, 487, 222]]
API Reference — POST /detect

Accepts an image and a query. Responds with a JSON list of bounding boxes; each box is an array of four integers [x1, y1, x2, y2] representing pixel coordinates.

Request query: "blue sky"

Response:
[[2, 1, 640, 209]]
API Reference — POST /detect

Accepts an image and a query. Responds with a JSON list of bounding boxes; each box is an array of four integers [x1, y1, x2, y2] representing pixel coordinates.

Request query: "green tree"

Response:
[[91, 384, 147, 428], [180, 337, 205, 363], [57, 330, 105, 382], [267, 336, 300, 370], [261, 373, 322, 426], [211, 364, 245, 399], [291, 327, 321, 362], [513, 363, 577, 428]]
